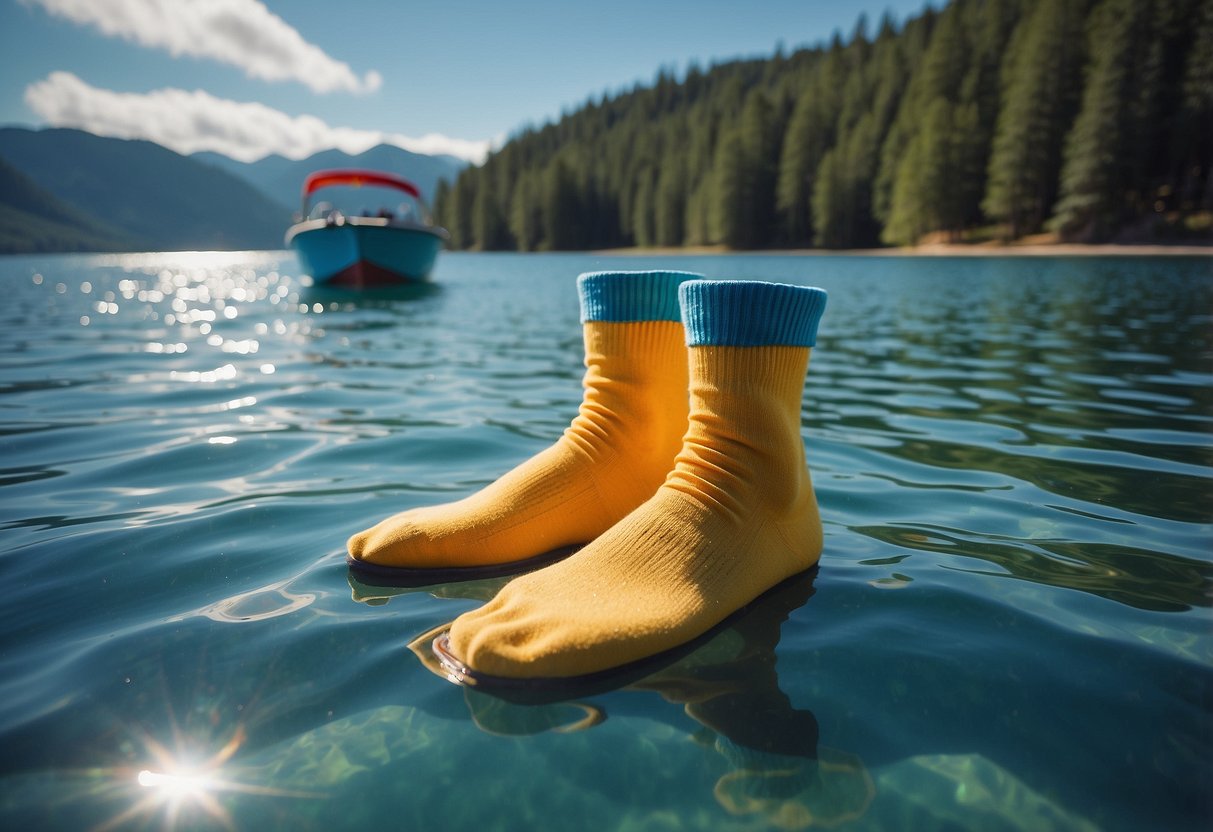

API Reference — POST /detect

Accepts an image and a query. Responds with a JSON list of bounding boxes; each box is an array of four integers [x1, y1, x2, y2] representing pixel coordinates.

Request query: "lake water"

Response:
[[1, 250, 1210, 831]]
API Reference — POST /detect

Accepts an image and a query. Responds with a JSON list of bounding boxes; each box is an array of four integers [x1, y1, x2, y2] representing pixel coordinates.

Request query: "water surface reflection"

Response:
[[406, 573, 875, 829]]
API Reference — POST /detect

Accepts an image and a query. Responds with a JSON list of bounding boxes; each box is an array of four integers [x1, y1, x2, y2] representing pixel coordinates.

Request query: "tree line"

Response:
[[435, 0, 1213, 251]]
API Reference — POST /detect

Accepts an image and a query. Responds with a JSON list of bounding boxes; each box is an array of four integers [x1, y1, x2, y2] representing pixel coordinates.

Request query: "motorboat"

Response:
[[285, 169, 449, 287]]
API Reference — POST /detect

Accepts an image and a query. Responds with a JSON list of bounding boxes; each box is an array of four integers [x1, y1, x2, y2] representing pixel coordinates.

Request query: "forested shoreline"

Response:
[[435, 0, 1213, 251]]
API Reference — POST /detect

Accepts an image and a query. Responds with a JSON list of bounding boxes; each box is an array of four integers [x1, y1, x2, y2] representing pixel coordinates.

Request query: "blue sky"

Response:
[[1, 0, 937, 164]]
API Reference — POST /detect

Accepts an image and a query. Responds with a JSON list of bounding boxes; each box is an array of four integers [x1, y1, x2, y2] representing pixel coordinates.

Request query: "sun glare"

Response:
[[136, 768, 216, 794], [126, 766, 230, 831], [89, 725, 319, 832]]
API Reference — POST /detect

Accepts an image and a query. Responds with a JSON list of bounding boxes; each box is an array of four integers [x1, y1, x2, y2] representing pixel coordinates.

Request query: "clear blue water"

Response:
[[1, 250, 1210, 831]]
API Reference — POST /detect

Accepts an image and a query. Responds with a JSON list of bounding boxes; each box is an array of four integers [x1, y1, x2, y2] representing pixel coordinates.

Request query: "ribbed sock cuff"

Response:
[[578, 271, 702, 323], [680, 280, 827, 347]]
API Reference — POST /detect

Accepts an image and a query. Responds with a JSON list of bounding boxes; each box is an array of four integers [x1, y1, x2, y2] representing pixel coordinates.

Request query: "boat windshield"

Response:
[[304, 183, 433, 225]]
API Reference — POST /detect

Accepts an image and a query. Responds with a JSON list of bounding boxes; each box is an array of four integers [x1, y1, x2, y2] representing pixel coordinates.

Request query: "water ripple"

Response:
[[1, 252, 1210, 831]]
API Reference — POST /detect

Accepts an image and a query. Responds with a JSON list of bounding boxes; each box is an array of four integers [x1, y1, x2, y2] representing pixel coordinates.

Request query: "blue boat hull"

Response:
[[287, 219, 446, 287]]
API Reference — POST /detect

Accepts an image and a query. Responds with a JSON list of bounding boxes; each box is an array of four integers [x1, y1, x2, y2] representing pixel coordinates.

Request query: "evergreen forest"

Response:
[[434, 0, 1213, 251]]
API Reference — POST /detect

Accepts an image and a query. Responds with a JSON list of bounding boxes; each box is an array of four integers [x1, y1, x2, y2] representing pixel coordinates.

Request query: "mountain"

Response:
[[0, 127, 291, 251], [192, 144, 466, 215], [0, 155, 136, 253]]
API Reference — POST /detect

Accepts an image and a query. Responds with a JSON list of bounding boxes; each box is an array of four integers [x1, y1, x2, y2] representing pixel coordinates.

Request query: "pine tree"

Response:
[[683, 176, 713, 246], [432, 179, 451, 234], [813, 113, 879, 247], [882, 104, 939, 245], [872, 7, 940, 225], [448, 172, 476, 250], [541, 160, 582, 250], [1127, 0, 1198, 211], [776, 49, 843, 245], [1178, 0, 1213, 209], [711, 126, 746, 247], [654, 153, 686, 247], [984, 0, 1089, 238], [891, 98, 987, 245], [878, 0, 988, 244], [472, 177, 507, 250], [956, 0, 1021, 227], [631, 168, 656, 247], [868, 12, 910, 138], [1052, 0, 1146, 238], [738, 90, 779, 248], [775, 89, 822, 245], [509, 171, 541, 251], [811, 149, 842, 249]]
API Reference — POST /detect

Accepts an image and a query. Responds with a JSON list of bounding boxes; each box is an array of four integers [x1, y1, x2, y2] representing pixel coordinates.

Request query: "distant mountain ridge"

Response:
[[0, 127, 466, 254], [0, 127, 289, 252], [0, 154, 136, 253], [192, 144, 465, 214]]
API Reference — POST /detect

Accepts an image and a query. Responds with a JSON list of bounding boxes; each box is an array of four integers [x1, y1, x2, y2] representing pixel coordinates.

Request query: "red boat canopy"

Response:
[[302, 169, 422, 201]]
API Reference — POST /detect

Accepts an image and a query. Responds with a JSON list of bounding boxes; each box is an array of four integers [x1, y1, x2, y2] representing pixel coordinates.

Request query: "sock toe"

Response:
[[448, 607, 540, 676], [347, 511, 434, 564]]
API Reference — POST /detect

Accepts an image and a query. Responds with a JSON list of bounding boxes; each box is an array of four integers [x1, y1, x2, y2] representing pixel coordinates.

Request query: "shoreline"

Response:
[[592, 242, 1213, 257]]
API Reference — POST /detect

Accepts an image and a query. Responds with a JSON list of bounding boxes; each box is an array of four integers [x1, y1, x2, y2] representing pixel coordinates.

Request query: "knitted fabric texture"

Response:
[[347, 271, 698, 569], [444, 280, 827, 677]]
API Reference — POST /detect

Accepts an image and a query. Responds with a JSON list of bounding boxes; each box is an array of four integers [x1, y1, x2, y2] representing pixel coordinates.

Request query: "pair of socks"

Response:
[[348, 271, 828, 680]]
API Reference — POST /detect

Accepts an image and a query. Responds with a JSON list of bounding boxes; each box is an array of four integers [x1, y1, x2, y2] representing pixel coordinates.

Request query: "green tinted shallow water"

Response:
[[0, 251, 1210, 831]]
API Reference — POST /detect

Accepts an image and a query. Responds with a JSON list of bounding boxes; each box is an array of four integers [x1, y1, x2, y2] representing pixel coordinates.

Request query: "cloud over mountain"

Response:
[[23, 0, 381, 94], [25, 72, 491, 164]]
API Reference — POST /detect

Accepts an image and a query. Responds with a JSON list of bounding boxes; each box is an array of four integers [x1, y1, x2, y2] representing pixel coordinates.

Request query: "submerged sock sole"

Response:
[[428, 568, 819, 697], [344, 545, 580, 587]]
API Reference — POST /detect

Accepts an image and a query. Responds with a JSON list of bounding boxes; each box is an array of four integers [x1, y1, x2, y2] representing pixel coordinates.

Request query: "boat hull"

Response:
[[287, 219, 446, 287]]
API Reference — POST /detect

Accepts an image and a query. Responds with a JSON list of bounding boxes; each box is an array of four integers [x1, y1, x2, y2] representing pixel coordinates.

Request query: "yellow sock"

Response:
[[347, 271, 698, 571], [443, 280, 828, 678]]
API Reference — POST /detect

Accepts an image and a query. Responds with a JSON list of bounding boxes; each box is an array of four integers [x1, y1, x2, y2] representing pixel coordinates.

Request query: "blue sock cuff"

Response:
[[679, 280, 828, 347], [578, 271, 702, 323]]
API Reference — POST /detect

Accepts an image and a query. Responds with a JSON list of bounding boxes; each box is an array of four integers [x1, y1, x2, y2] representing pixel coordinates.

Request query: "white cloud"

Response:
[[23, 0, 381, 94], [25, 72, 491, 163]]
